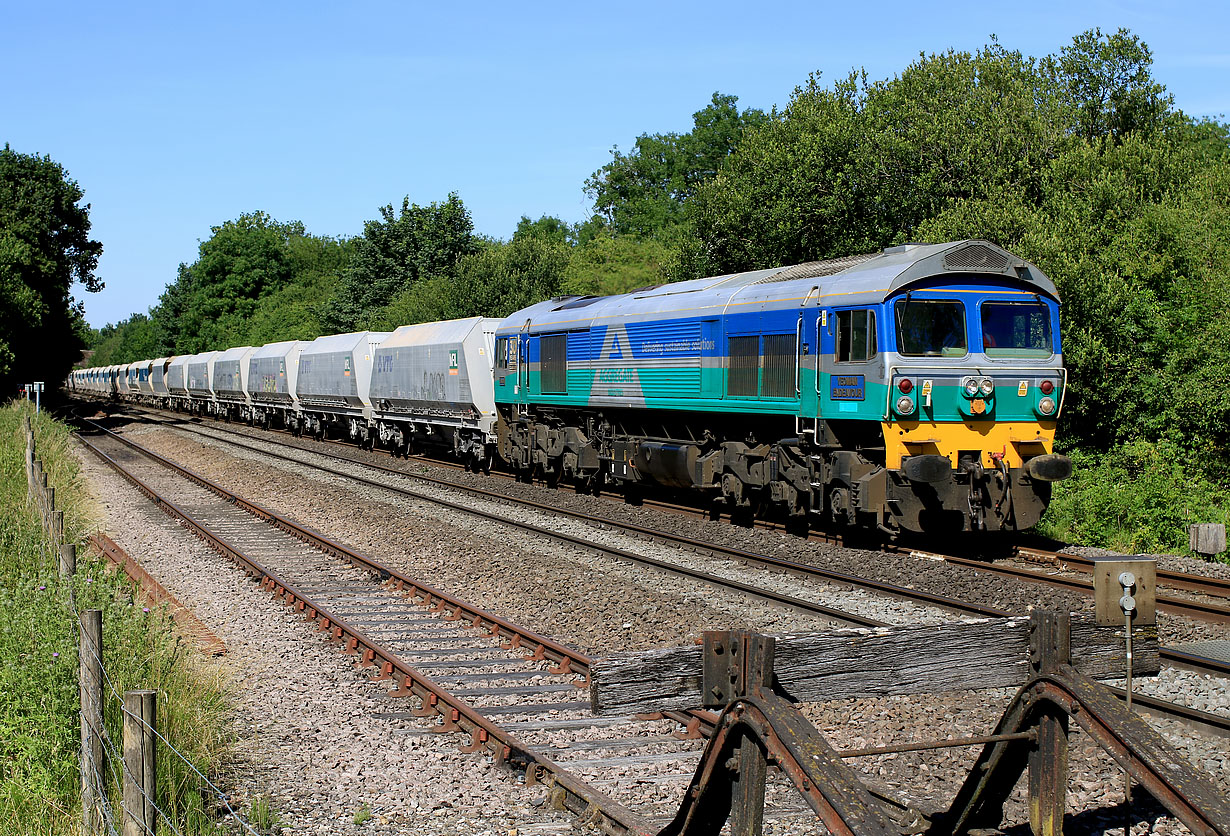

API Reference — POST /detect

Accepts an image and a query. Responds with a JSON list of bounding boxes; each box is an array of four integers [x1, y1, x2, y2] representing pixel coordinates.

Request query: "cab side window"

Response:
[[836, 310, 877, 362]]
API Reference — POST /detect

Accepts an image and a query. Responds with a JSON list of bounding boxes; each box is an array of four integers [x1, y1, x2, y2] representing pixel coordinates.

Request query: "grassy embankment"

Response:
[[0, 402, 231, 834]]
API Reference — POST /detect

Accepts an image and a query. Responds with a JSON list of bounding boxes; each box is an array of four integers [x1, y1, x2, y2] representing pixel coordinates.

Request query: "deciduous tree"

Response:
[[0, 145, 102, 392]]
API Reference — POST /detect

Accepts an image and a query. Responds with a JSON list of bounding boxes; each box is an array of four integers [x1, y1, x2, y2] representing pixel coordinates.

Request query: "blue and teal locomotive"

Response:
[[492, 240, 1071, 534]]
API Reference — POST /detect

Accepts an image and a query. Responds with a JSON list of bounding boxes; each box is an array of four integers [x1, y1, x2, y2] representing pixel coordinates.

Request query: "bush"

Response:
[[1037, 439, 1230, 560]]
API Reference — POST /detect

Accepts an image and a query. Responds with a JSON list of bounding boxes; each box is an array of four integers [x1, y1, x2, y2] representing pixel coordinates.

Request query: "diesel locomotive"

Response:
[[72, 239, 1071, 535]]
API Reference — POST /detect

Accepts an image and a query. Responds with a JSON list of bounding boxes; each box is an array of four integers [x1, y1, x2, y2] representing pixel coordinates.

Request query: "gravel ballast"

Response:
[[74, 415, 1230, 834]]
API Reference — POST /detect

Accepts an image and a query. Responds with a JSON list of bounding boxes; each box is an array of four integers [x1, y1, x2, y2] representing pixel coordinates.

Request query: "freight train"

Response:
[[72, 240, 1071, 534]]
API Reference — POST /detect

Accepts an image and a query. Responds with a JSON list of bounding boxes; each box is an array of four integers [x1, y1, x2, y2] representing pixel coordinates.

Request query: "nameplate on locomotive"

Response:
[[830, 375, 865, 401]]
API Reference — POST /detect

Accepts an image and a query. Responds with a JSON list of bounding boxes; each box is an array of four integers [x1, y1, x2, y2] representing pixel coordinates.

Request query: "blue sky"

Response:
[[4, 1, 1227, 328]]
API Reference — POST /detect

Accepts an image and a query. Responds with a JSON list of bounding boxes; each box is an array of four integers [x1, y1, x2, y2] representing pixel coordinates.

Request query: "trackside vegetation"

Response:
[[77, 28, 1230, 560], [0, 403, 230, 834]]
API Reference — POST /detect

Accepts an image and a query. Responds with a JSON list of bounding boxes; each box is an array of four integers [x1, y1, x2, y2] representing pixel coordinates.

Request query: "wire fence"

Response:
[[24, 416, 261, 836]]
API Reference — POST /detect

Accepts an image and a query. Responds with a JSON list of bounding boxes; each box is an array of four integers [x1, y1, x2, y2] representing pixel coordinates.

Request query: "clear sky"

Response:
[[4, 0, 1227, 328]]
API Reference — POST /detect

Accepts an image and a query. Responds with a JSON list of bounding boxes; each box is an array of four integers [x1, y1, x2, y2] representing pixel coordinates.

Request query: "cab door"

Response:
[[819, 307, 885, 420]]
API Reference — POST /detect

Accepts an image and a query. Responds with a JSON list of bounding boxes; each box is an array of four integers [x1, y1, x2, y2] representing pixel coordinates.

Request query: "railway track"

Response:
[[75, 420, 847, 833], [94, 406, 1230, 736], [910, 548, 1230, 624]]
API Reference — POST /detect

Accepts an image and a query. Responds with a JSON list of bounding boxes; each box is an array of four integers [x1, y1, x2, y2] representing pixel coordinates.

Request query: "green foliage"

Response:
[[514, 214, 576, 246], [370, 235, 570, 327], [1043, 27, 1177, 143], [327, 193, 480, 332], [1038, 441, 1229, 559], [353, 803, 372, 826], [0, 145, 103, 391], [249, 794, 280, 833], [0, 404, 231, 833], [90, 215, 352, 364], [587, 92, 768, 239], [563, 232, 670, 297], [676, 42, 1071, 279], [171, 213, 308, 353]]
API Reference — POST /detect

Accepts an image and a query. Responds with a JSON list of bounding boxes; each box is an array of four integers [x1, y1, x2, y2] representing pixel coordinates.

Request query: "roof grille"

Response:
[[755, 252, 879, 284], [944, 244, 1010, 272]]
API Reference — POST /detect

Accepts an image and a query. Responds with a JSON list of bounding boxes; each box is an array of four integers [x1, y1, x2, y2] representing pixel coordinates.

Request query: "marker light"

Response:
[[898, 378, 913, 394], [896, 395, 916, 415], [1038, 396, 1056, 416], [962, 377, 979, 397], [979, 377, 995, 396], [1040, 380, 1055, 395]]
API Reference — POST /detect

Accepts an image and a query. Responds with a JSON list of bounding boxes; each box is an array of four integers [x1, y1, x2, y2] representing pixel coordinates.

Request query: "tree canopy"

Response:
[[586, 92, 768, 239], [0, 145, 102, 393], [326, 193, 481, 332]]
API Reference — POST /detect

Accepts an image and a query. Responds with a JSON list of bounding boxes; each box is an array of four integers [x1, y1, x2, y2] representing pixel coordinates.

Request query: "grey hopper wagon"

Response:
[[246, 340, 305, 428], [150, 357, 172, 400], [369, 317, 499, 465], [296, 331, 390, 440], [211, 346, 257, 419], [248, 341, 304, 405], [166, 356, 190, 404], [185, 351, 221, 413]]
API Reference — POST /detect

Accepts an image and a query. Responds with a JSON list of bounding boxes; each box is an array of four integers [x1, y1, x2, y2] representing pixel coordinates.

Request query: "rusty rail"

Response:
[[74, 424, 658, 835], [918, 550, 1230, 625], [89, 532, 227, 656]]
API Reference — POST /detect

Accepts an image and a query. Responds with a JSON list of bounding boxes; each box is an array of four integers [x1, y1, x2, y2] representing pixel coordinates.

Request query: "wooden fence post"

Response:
[[1028, 611, 1071, 836], [60, 544, 77, 577], [80, 610, 104, 836], [31, 462, 43, 511], [123, 690, 158, 836], [53, 510, 64, 545]]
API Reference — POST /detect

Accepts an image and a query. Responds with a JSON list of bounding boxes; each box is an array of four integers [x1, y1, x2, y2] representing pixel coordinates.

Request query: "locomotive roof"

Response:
[[497, 240, 1056, 332]]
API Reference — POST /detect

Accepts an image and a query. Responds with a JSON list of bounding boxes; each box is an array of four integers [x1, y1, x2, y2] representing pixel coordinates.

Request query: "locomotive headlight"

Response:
[[962, 377, 979, 397], [979, 377, 995, 396], [1038, 396, 1056, 416], [895, 395, 916, 415]]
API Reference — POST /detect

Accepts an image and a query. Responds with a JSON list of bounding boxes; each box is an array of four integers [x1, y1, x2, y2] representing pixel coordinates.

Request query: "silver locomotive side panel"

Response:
[[370, 317, 499, 436]]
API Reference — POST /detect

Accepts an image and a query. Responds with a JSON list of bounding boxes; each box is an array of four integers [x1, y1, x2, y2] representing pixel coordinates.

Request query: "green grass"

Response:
[[0, 402, 232, 834]]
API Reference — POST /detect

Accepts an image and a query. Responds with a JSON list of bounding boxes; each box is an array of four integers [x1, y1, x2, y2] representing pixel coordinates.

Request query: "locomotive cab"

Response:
[[870, 278, 1070, 532]]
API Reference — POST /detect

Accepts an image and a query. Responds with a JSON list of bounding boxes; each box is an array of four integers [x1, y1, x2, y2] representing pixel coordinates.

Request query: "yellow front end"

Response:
[[882, 419, 1057, 471]]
